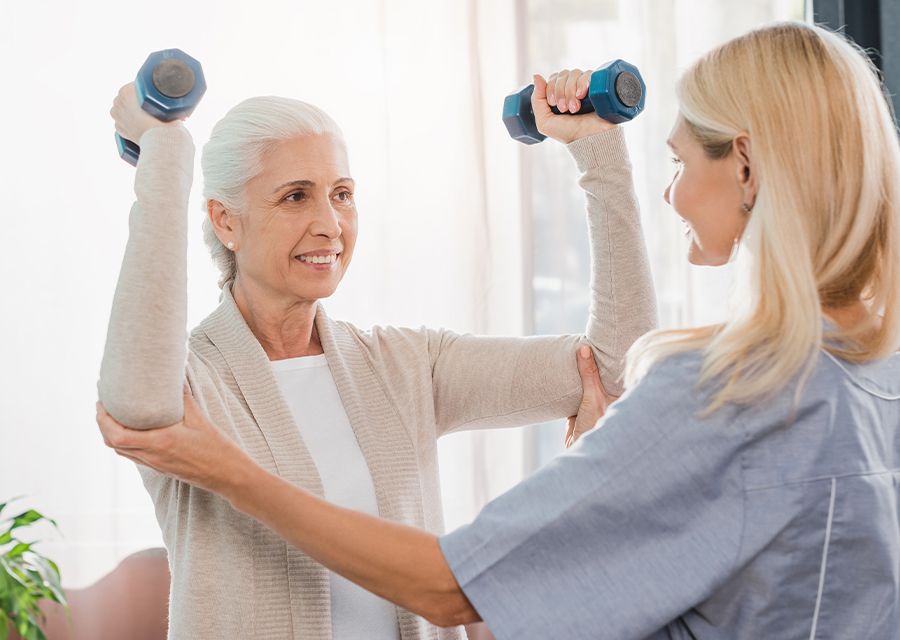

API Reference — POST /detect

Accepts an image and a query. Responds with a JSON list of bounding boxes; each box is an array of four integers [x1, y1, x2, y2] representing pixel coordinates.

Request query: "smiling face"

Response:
[[218, 133, 357, 306], [664, 114, 751, 266]]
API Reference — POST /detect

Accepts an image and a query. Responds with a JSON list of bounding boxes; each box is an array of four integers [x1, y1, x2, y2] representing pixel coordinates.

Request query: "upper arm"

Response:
[[439, 355, 747, 639], [427, 329, 586, 436]]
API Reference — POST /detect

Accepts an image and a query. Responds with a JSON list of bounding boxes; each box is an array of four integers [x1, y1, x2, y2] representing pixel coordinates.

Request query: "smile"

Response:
[[297, 254, 338, 264]]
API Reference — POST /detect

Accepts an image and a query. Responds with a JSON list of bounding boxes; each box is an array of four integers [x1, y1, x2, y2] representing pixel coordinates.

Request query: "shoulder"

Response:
[[328, 316, 458, 362], [619, 350, 707, 413]]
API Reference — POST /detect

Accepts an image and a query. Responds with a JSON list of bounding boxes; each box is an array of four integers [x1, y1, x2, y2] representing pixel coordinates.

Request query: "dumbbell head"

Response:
[[116, 48, 207, 166], [584, 59, 645, 124], [134, 48, 207, 122], [502, 59, 646, 145], [502, 84, 547, 145]]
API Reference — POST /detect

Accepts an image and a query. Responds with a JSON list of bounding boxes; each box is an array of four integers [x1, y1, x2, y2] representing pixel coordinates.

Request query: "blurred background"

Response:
[[3, 0, 847, 595]]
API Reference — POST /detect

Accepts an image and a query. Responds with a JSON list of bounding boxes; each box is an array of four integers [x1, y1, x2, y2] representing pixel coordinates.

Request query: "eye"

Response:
[[333, 190, 354, 203], [285, 191, 307, 203]]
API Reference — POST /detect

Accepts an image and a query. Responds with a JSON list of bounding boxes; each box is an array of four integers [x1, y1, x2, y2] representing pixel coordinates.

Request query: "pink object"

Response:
[[8, 549, 170, 640]]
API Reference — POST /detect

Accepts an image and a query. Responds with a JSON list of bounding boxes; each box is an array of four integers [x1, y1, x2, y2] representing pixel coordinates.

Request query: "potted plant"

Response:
[[0, 500, 67, 640]]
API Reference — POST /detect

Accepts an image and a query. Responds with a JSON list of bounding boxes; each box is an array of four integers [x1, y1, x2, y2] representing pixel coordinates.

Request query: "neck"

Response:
[[822, 299, 880, 344], [231, 275, 323, 361]]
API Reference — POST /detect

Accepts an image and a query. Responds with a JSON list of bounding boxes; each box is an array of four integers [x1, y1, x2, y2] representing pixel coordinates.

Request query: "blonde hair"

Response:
[[626, 22, 900, 414], [200, 96, 347, 288]]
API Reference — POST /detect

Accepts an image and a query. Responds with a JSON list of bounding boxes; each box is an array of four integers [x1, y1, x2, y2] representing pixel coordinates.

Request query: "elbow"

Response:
[[98, 391, 183, 431], [418, 583, 481, 628]]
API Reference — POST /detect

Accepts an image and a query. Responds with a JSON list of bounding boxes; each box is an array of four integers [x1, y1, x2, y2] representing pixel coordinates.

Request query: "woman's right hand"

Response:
[[110, 82, 187, 145], [565, 345, 617, 448], [532, 70, 618, 145], [97, 387, 255, 498]]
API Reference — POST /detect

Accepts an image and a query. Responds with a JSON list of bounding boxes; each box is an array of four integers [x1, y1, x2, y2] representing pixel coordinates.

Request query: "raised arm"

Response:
[[431, 73, 656, 435], [98, 84, 194, 429]]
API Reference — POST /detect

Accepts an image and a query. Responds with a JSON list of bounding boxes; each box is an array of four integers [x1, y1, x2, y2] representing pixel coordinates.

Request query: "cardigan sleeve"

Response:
[[97, 127, 194, 429], [429, 127, 656, 436]]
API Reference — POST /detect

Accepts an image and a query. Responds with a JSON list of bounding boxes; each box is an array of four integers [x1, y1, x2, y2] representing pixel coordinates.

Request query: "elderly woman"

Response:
[[101, 22, 900, 639], [100, 63, 656, 638]]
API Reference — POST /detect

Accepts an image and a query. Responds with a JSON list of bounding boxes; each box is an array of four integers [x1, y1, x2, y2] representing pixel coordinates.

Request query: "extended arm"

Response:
[[98, 89, 194, 429], [96, 343, 610, 626], [431, 76, 656, 435]]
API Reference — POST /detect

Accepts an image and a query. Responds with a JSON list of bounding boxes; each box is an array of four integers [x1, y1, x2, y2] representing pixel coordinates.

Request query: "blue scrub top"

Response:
[[440, 347, 900, 640]]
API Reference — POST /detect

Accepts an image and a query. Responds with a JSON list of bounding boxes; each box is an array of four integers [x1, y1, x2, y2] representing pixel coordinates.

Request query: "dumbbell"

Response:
[[115, 48, 207, 166], [502, 60, 646, 145]]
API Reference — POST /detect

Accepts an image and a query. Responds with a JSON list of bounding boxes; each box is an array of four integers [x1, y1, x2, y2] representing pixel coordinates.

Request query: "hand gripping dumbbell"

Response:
[[502, 60, 646, 145], [115, 48, 207, 166]]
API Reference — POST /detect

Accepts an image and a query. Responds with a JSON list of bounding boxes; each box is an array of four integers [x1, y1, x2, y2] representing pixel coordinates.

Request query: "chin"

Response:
[[687, 244, 729, 267]]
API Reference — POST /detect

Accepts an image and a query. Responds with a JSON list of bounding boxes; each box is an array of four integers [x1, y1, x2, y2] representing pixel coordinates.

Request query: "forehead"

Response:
[[667, 114, 693, 151], [258, 134, 351, 183]]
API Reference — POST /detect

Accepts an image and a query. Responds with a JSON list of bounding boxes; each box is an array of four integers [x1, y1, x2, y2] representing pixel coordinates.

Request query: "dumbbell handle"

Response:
[[550, 100, 595, 116]]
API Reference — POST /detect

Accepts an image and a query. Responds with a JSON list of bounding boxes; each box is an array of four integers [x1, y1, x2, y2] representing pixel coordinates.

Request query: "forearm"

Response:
[[98, 127, 194, 429], [225, 458, 480, 627], [570, 128, 657, 395]]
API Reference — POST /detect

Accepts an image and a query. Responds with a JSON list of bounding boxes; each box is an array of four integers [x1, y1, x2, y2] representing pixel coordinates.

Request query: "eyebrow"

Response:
[[272, 177, 355, 193]]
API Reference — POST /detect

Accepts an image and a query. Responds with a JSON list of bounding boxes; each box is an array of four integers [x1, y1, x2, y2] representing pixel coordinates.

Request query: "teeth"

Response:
[[299, 254, 337, 264]]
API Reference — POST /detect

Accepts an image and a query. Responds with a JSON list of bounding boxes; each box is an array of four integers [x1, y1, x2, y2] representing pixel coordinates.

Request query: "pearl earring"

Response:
[[740, 202, 752, 214], [227, 242, 235, 250]]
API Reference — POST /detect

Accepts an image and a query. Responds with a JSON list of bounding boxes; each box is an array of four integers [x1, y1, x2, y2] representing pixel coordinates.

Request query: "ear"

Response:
[[733, 132, 758, 207], [207, 200, 240, 247]]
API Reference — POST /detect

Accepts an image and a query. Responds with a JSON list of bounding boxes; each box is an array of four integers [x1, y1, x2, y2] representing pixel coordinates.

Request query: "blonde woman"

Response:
[[99, 22, 900, 639]]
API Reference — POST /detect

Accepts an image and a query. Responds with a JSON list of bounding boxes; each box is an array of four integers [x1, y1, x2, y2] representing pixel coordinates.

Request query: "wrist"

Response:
[[220, 453, 268, 513]]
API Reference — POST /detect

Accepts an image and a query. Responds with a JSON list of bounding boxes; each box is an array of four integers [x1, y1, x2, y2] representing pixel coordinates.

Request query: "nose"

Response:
[[309, 199, 342, 240], [663, 179, 672, 206]]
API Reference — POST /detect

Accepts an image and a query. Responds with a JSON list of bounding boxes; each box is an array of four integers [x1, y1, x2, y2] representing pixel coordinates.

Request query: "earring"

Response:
[[227, 242, 235, 250], [741, 202, 752, 214]]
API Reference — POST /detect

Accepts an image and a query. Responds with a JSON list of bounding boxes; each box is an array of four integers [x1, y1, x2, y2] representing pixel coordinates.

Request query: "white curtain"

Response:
[[1, 0, 522, 588], [0, 0, 805, 592]]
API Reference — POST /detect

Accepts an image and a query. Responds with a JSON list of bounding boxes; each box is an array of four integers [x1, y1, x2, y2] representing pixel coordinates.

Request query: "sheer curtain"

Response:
[[1, 0, 522, 588], [0, 0, 806, 596]]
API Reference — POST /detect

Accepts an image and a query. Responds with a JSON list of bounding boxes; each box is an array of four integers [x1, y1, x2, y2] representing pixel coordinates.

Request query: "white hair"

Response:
[[200, 96, 347, 288]]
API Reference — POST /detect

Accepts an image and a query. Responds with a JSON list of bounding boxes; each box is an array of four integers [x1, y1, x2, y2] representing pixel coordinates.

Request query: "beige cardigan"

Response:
[[98, 127, 656, 639]]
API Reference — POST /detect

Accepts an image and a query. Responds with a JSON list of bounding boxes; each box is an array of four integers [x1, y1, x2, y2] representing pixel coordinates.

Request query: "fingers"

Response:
[[114, 449, 152, 468], [543, 69, 588, 113], [532, 73, 552, 121], [565, 416, 576, 449], [564, 69, 583, 113], [576, 344, 603, 396]]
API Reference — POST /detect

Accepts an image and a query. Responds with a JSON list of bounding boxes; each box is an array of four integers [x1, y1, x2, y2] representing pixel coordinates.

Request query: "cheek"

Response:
[[669, 171, 700, 222], [340, 212, 359, 253]]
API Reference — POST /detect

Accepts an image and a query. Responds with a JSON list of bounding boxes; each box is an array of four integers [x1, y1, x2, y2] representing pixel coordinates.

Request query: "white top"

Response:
[[270, 354, 401, 640]]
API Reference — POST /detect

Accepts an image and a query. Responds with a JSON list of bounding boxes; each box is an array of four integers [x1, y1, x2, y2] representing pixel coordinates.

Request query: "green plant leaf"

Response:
[[27, 556, 65, 606], [0, 501, 65, 640], [8, 512, 53, 533], [0, 557, 28, 590], [5, 543, 31, 559], [0, 497, 25, 523]]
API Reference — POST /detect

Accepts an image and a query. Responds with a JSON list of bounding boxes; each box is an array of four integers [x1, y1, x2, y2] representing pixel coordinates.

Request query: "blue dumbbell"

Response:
[[115, 48, 207, 166], [502, 60, 646, 145]]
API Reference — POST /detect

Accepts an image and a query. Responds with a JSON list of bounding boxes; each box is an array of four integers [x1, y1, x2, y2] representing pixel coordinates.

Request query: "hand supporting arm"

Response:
[[96, 391, 480, 627]]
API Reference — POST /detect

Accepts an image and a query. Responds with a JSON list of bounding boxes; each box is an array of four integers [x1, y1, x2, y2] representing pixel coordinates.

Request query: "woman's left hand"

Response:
[[565, 345, 618, 448], [96, 388, 254, 496]]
